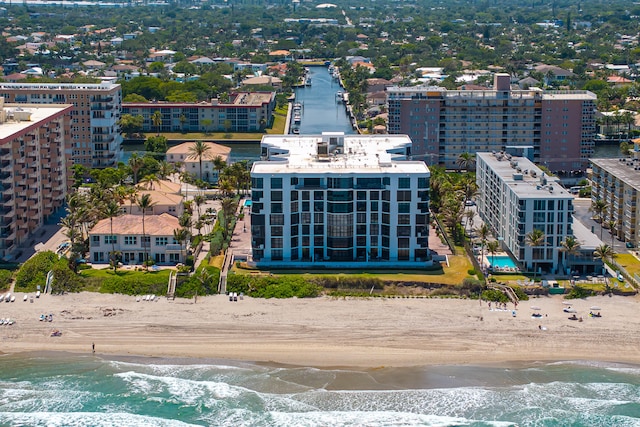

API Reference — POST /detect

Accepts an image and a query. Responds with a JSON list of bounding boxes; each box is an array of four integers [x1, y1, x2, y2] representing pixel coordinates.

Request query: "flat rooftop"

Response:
[[387, 85, 596, 101], [252, 133, 430, 175], [478, 152, 573, 199], [572, 215, 603, 250], [0, 82, 120, 91], [591, 157, 640, 189], [0, 104, 70, 141]]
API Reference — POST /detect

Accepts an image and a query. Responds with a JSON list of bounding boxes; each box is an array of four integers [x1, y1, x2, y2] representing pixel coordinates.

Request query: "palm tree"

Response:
[[213, 155, 227, 185], [476, 223, 491, 272], [486, 240, 500, 269], [193, 194, 205, 219], [157, 161, 174, 180], [151, 110, 162, 135], [173, 227, 189, 264], [589, 199, 607, 239], [128, 152, 144, 184], [187, 141, 212, 182], [464, 209, 475, 237], [221, 197, 237, 241], [139, 173, 161, 191], [104, 201, 121, 272], [456, 152, 476, 172], [136, 194, 155, 270], [560, 236, 581, 275], [594, 244, 615, 264], [525, 229, 546, 279], [607, 219, 617, 250]]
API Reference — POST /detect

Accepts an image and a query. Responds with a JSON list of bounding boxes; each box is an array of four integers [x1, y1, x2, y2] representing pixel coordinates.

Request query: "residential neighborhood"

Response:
[[2, 1, 640, 423]]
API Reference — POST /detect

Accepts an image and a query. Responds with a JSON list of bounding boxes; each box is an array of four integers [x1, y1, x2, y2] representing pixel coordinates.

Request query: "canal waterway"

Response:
[[293, 65, 356, 135], [123, 65, 354, 164]]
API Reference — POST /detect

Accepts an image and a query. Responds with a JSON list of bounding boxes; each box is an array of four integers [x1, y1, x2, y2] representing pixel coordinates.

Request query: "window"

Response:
[[104, 235, 117, 244], [124, 236, 137, 245], [91, 235, 100, 245], [270, 177, 282, 189], [155, 237, 168, 246], [398, 177, 411, 189]]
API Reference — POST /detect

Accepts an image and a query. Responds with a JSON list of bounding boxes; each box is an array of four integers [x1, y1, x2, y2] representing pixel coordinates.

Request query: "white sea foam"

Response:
[[0, 411, 201, 427], [116, 371, 244, 401], [268, 410, 517, 427]]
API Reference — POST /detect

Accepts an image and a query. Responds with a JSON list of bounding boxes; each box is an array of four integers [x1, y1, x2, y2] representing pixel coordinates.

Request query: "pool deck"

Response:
[[481, 253, 521, 272]]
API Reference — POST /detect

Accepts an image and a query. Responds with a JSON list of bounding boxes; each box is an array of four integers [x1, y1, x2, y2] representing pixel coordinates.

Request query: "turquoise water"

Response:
[[491, 255, 517, 269], [1, 353, 640, 426]]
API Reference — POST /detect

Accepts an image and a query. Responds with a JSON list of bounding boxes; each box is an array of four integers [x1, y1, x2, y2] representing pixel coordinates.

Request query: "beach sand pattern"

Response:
[[0, 292, 637, 367]]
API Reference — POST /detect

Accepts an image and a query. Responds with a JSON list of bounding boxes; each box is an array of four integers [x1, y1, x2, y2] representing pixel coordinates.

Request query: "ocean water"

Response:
[[0, 354, 639, 426]]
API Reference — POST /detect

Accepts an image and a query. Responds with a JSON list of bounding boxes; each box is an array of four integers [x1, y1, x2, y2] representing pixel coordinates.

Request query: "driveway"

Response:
[[573, 198, 628, 253]]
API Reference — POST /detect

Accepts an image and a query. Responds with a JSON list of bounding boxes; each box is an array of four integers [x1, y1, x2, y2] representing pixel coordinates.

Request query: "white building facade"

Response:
[[0, 82, 122, 168], [250, 133, 431, 267], [89, 213, 185, 266], [476, 152, 574, 274]]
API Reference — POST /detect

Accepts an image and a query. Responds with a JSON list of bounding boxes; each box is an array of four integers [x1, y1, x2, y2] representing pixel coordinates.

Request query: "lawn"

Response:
[[614, 253, 640, 279], [157, 105, 288, 142], [232, 253, 476, 286]]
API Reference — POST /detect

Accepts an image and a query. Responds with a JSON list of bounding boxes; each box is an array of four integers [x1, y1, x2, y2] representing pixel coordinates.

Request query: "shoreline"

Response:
[[1, 292, 640, 368]]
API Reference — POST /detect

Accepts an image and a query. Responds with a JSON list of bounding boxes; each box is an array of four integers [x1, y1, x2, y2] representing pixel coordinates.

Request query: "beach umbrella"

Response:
[[531, 306, 541, 310], [590, 306, 601, 311], [562, 301, 573, 305]]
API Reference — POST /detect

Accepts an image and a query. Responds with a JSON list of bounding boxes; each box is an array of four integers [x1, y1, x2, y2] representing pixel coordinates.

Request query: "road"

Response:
[[572, 198, 628, 253]]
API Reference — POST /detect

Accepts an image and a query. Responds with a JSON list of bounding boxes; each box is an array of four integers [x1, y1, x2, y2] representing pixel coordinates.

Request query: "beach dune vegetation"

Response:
[[227, 274, 321, 298], [14, 251, 58, 292]]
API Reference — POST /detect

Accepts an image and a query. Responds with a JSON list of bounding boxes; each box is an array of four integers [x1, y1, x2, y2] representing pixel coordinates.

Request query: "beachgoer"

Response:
[[538, 325, 542, 330], [92, 342, 95, 354]]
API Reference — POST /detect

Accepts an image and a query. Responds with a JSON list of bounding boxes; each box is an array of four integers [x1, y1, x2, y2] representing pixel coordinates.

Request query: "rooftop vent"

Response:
[[513, 173, 523, 181]]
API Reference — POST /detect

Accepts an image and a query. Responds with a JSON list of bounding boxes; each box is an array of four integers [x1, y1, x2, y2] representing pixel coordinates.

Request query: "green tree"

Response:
[[14, 251, 59, 291], [118, 113, 144, 138], [221, 197, 237, 241], [456, 152, 476, 172], [173, 227, 190, 264], [136, 194, 155, 270], [594, 244, 615, 264], [525, 229, 546, 279], [104, 201, 121, 272], [51, 259, 81, 294], [560, 236, 581, 274], [590, 199, 607, 240], [486, 240, 500, 269], [187, 140, 212, 181], [145, 135, 168, 157], [201, 118, 213, 134], [128, 152, 145, 184], [151, 110, 162, 135]]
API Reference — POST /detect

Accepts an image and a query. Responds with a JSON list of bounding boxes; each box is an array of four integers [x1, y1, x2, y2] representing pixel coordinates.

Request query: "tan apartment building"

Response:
[[0, 98, 72, 261], [590, 154, 640, 247], [0, 82, 122, 168], [122, 92, 276, 133], [387, 73, 597, 173], [166, 142, 231, 183]]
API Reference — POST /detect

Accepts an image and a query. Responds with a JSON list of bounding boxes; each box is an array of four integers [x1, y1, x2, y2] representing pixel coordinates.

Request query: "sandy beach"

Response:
[[0, 292, 639, 368]]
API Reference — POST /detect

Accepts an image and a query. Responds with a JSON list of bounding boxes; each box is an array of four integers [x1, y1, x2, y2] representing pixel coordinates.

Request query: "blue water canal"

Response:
[[293, 65, 357, 135], [123, 65, 355, 164]]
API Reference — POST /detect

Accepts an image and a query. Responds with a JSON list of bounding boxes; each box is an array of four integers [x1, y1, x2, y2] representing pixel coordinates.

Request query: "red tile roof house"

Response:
[[89, 213, 186, 266]]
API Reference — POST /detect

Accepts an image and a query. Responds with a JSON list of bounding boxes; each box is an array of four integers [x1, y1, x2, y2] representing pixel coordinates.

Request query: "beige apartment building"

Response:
[[123, 92, 276, 133], [0, 98, 71, 261], [590, 154, 640, 246], [0, 82, 122, 168]]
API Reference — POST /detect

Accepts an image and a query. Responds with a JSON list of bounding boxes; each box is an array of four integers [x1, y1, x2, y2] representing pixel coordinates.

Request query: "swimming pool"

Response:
[[490, 255, 517, 269], [244, 200, 252, 207]]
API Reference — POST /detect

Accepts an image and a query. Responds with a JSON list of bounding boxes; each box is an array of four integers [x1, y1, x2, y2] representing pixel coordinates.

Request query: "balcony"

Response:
[[165, 244, 182, 252]]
